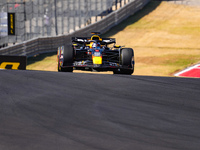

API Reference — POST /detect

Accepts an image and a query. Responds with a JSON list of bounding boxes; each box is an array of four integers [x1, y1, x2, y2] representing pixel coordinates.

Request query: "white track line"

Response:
[[174, 64, 200, 76]]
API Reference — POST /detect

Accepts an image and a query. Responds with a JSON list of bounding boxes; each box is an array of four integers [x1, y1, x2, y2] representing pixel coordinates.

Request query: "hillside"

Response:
[[27, 1, 200, 76]]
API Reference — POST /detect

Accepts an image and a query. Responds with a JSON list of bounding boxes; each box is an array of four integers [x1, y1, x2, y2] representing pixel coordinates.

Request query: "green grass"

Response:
[[165, 55, 200, 66], [170, 26, 200, 35], [27, 52, 57, 65]]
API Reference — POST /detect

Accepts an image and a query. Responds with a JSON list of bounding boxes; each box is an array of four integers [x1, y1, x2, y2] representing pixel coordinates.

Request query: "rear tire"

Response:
[[113, 48, 134, 75]]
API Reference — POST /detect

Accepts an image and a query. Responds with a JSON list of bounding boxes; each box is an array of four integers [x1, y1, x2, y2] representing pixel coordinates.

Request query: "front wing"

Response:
[[61, 60, 133, 71]]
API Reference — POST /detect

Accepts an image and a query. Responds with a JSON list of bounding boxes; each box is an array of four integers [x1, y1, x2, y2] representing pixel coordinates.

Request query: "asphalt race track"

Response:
[[0, 70, 200, 150]]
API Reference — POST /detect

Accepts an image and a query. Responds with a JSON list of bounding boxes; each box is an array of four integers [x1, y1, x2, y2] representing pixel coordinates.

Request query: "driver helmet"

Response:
[[97, 43, 101, 48], [92, 42, 97, 48]]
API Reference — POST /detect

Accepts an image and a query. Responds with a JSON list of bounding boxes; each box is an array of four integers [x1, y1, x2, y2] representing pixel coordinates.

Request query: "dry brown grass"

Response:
[[27, 1, 200, 76], [104, 1, 200, 76]]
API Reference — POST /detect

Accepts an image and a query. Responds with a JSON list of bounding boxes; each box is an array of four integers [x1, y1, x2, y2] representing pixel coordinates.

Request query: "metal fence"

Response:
[[0, 0, 132, 47], [0, 0, 150, 57]]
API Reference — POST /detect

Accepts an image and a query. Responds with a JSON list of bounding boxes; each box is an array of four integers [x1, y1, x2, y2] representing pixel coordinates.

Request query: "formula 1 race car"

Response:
[[57, 32, 134, 75]]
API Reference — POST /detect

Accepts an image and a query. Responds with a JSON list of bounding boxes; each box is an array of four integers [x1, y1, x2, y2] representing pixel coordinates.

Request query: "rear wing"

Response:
[[72, 37, 116, 45]]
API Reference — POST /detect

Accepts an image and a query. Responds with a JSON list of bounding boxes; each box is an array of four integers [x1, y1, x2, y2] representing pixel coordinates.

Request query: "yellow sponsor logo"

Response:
[[10, 14, 14, 34], [0, 62, 20, 70], [8, 13, 15, 35], [92, 56, 102, 65]]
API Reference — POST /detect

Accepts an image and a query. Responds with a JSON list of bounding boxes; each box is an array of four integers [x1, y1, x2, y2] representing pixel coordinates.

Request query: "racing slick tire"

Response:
[[113, 48, 134, 75], [59, 47, 74, 72]]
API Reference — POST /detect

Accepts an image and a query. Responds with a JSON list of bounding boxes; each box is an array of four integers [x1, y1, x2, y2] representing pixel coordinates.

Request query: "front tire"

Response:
[[113, 48, 134, 75], [58, 47, 74, 72]]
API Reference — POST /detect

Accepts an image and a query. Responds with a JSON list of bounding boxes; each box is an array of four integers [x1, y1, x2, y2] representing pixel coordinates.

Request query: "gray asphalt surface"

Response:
[[0, 70, 200, 150]]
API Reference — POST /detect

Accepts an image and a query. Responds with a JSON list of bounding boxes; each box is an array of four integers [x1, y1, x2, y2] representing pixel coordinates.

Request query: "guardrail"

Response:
[[0, 0, 150, 57]]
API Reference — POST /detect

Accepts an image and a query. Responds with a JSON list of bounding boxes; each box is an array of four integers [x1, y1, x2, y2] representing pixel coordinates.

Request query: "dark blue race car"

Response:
[[57, 32, 134, 75]]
